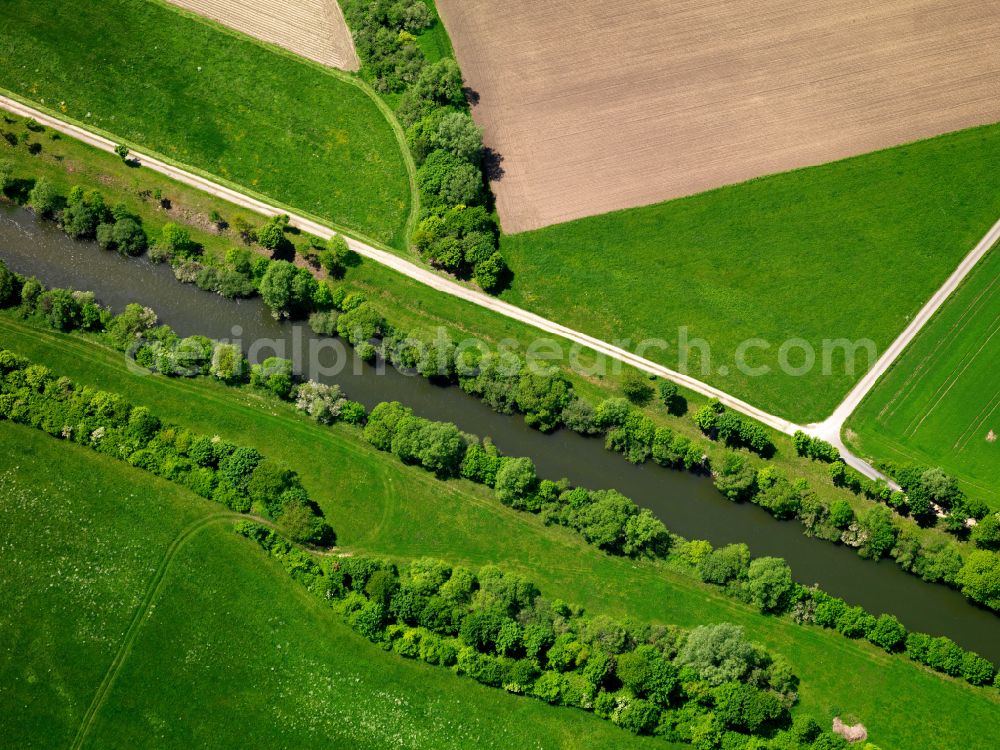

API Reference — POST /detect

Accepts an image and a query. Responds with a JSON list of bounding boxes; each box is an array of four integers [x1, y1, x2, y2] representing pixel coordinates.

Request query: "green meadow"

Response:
[[1, 317, 997, 750], [846, 244, 1000, 508], [500, 124, 1000, 423], [0, 0, 413, 246], [0, 424, 668, 749]]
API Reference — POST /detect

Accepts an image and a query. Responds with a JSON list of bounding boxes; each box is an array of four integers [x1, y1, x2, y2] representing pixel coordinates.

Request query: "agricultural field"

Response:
[[846, 245, 1000, 508], [437, 0, 1000, 232], [165, 0, 360, 71], [0, 425, 666, 749], [0, 0, 412, 246], [500, 123, 1000, 422], [2, 318, 999, 750]]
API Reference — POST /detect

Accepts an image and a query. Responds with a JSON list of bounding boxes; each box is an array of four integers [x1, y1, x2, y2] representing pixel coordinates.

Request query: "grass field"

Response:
[[414, 0, 455, 64], [0, 425, 668, 749], [2, 319, 998, 750], [500, 123, 1000, 422], [0, 0, 412, 246], [846, 245, 1000, 508]]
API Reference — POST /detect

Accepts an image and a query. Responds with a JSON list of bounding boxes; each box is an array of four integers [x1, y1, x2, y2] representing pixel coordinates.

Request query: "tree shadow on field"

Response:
[[463, 86, 481, 106], [483, 147, 505, 182], [4, 177, 37, 205]]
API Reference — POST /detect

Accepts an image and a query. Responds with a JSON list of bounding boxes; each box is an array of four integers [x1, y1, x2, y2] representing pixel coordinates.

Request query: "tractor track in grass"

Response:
[[70, 513, 253, 750]]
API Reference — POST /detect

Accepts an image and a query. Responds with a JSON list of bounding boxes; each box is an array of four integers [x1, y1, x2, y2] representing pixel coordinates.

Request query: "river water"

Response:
[[2, 204, 997, 660]]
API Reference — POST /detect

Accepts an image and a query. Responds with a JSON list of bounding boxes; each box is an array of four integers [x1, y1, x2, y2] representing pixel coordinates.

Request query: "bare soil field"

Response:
[[166, 0, 359, 71], [436, 0, 1000, 232]]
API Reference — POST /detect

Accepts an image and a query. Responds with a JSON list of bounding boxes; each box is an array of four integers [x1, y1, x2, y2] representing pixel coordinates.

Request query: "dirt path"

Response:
[[70, 512, 249, 750], [7, 94, 994, 486]]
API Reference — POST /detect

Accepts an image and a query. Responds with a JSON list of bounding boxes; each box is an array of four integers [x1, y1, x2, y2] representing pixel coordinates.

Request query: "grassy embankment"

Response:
[[1, 317, 998, 750], [0, 423, 668, 749], [415, 0, 456, 64], [846, 242, 1000, 508], [0, 0, 413, 247], [500, 124, 1000, 423], [0, 109, 975, 573]]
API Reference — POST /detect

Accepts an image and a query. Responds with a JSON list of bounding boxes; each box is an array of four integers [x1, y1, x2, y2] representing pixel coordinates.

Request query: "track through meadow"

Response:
[[70, 513, 253, 750]]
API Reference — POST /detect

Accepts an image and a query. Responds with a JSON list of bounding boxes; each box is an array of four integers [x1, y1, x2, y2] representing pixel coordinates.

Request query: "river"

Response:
[[2, 203, 997, 661]]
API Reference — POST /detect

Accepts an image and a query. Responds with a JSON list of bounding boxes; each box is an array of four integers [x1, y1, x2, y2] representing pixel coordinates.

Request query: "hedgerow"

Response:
[[341, 0, 510, 292], [237, 523, 819, 746], [0, 346, 334, 546]]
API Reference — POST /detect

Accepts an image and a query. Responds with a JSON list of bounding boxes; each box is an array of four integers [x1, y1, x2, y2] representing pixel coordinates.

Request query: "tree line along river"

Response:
[[1, 203, 998, 662]]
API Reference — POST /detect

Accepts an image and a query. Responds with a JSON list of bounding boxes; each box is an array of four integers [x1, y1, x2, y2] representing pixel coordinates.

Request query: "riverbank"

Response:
[[2, 203, 999, 667]]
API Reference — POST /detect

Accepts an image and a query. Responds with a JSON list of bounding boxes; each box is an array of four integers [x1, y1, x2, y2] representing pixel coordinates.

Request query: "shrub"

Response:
[[28, 178, 59, 217], [294, 381, 346, 424], [746, 557, 794, 613], [678, 623, 757, 686], [250, 357, 294, 399], [698, 543, 750, 585], [494, 457, 538, 507]]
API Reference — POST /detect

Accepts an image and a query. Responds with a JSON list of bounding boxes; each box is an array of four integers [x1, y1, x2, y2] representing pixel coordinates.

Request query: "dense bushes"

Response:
[[363, 400, 670, 558], [678, 535, 997, 688], [0, 348, 333, 545], [238, 525, 808, 746], [341, 0, 510, 292], [694, 399, 774, 457]]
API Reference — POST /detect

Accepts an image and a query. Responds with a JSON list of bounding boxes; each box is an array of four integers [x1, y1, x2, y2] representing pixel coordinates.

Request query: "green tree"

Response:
[[259, 260, 317, 319], [0, 259, 16, 307], [473, 252, 507, 293], [971, 513, 1000, 550], [433, 111, 483, 163], [698, 543, 750, 585], [250, 356, 294, 398], [417, 148, 482, 208], [494, 457, 538, 506], [857, 505, 898, 559], [159, 223, 196, 258], [28, 178, 60, 217], [257, 213, 290, 251], [209, 343, 246, 384], [828, 499, 855, 529], [320, 234, 351, 279], [746, 556, 794, 613], [866, 614, 906, 652], [714, 453, 757, 502], [622, 371, 654, 405], [615, 644, 677, 704], [657, 380, 679, 411], [0, 159, 12, 191], [678, 623, 757, 686], [956, 550, 1000, 609], [111, 218, 147, 256]]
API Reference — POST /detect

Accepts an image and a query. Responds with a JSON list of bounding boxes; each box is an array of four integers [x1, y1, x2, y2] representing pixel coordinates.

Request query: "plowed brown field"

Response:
[[166, 0, 359, 71], [436, 0, 1000, 232]]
